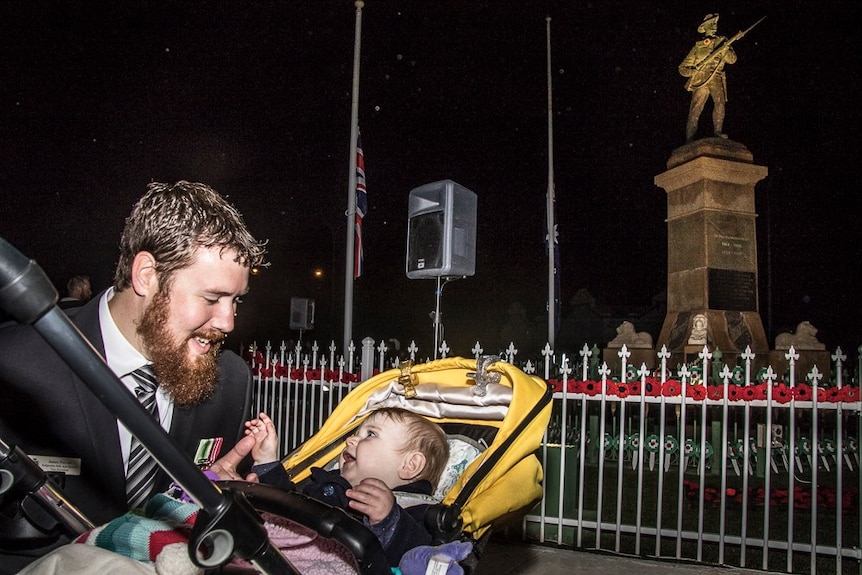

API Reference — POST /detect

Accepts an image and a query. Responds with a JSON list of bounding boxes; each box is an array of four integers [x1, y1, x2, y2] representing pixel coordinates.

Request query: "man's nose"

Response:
[[210, 300, 235, 334]]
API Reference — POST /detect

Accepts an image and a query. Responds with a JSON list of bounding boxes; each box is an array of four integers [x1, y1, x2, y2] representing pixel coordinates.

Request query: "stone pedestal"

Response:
[[654, 138, 769, 364]]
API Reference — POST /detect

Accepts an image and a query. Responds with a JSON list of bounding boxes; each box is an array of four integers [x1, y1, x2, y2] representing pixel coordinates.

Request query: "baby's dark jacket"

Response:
[[253, 462, 435, 566]]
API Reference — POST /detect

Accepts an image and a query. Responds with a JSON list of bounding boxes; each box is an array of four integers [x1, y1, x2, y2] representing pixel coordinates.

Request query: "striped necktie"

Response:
[[125, 365, 160, 509]]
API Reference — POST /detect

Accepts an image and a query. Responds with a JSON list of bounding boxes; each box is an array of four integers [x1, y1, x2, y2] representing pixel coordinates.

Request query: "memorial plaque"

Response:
[[708, 268, 756, 311], [707, 212, 756, 270]]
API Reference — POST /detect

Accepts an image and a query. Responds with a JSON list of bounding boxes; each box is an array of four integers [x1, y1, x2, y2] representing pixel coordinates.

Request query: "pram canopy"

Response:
[[279, 356, 553, 541]]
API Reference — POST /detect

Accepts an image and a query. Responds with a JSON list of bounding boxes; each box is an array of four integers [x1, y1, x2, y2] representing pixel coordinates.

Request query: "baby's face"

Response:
[[339, 414, 410, 488]]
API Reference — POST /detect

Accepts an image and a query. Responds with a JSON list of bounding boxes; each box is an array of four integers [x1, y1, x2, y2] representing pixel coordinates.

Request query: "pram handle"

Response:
[[0, 436, 95, 536], [0, 236, 297, 574]]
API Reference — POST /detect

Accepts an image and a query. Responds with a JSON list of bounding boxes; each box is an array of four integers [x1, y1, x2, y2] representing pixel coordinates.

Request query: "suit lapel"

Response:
[[69, 295, 128, 504], [168, 404, 196, 454]]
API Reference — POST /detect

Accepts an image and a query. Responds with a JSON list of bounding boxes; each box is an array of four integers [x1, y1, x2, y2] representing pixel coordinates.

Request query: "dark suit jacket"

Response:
[[0, 292, 252, 566], [57, 297, 85, 310]]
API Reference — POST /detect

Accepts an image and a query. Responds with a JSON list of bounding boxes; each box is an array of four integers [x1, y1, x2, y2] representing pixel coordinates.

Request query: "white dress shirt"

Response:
[[98, 288, 174, 471]]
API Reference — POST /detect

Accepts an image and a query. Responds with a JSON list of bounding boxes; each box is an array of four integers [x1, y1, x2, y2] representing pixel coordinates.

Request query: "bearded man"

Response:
[[0, 181, 267, 571]]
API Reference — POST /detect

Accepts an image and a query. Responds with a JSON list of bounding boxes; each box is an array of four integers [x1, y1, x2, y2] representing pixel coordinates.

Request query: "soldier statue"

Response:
[[679, 13, 737, 142]]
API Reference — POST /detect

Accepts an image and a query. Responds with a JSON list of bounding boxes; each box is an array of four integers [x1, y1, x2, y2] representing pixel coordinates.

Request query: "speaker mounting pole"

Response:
[[432, 275, 462, 359]]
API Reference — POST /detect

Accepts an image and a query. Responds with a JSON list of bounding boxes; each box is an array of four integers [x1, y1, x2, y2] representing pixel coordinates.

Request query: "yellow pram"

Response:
[[230, 355, 552, 573]]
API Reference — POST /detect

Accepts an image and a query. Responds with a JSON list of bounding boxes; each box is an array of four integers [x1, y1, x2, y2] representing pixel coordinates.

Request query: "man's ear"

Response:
[[398, 451, 427, 482], [131, 252, 159, 297]]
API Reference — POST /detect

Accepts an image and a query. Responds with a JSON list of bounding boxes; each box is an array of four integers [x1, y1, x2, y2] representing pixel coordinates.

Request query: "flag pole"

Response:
[[545, 15, 557, 348], [343, 0, 364, 355]]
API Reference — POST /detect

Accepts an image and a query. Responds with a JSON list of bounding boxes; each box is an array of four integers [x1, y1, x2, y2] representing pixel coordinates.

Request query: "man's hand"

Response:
[[208, 433, 260, 482], [346, 478, 395, 524]]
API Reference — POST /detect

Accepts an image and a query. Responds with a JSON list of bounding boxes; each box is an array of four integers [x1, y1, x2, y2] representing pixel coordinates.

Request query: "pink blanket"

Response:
[[227, 512, 359, 574]]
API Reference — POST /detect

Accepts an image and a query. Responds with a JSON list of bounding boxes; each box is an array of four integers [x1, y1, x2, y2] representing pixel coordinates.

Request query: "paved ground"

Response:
[[473, 537, 777, 575]]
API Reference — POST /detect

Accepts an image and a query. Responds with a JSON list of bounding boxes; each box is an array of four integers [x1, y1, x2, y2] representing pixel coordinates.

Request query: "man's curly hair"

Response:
[[113, 181, 268, 291]]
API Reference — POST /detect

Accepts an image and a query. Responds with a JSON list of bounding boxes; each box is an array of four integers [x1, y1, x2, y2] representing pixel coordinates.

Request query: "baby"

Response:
[[244, 408, 449, 566]]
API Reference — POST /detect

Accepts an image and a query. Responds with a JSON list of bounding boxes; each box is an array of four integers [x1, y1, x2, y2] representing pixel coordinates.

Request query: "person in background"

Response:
[[0, 181, 268, 573], [58, 275, 93, 310]]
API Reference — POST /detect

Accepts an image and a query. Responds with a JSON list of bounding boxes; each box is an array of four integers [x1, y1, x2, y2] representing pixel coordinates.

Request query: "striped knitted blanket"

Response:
[[71, 493, 359, 575]]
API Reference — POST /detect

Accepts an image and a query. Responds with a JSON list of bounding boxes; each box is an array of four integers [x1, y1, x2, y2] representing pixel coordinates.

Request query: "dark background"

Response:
[[1, 1, 859, 358]]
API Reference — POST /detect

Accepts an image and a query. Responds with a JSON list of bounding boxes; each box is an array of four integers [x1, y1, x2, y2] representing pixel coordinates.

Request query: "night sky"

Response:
[[1, 1, 859, 358]]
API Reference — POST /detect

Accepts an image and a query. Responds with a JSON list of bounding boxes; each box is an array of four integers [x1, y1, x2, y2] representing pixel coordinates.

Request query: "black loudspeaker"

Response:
[[406, 180, 477, 279], [289, 297, 315, 330]]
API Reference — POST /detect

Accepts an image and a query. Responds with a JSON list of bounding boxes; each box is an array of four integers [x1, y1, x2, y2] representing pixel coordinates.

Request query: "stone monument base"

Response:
[[658, 310, 768, 354], [654, 138, 770, 375]]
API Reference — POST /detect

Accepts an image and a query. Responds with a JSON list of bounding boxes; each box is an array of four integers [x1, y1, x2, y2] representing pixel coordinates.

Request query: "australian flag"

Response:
[[545, 190, 561, 335]]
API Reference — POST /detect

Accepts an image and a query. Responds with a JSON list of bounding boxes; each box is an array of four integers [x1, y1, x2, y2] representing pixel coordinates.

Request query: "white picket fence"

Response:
[[245, 339, 861, 574]]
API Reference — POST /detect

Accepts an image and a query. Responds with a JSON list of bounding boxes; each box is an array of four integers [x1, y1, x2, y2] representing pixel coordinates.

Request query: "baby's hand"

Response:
[[346, 478, 395, 525], [244, 412, 279, 465]]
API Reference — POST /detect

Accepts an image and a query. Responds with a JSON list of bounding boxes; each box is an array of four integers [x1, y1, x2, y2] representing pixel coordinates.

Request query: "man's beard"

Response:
[[137, 291, 225, 408]]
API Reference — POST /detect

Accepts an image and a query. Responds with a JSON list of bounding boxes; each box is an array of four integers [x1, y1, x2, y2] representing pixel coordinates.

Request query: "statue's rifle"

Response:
[[685, 16, 765, 90]]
